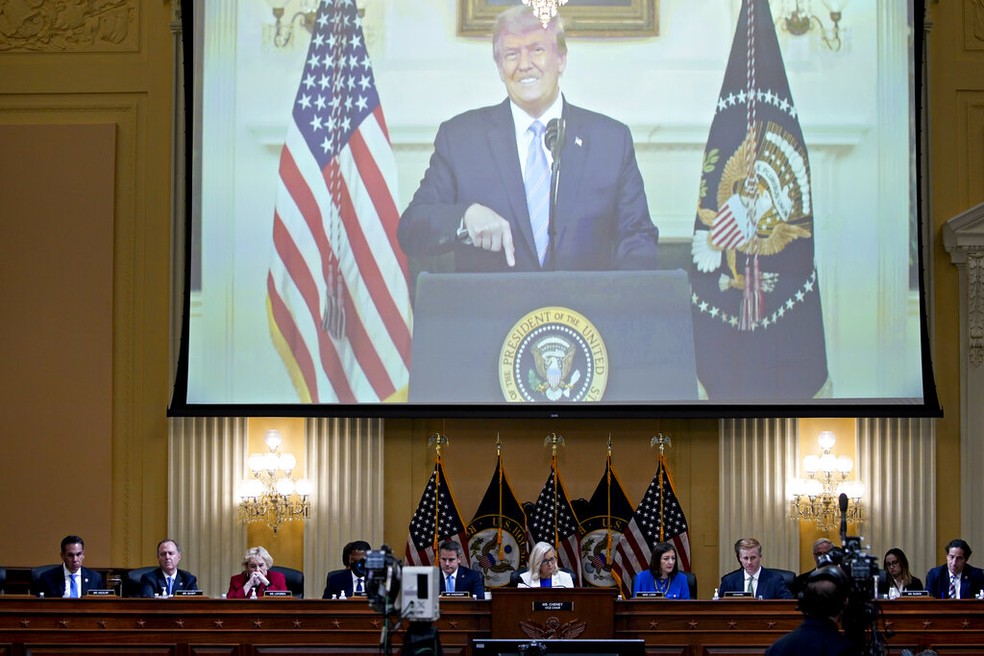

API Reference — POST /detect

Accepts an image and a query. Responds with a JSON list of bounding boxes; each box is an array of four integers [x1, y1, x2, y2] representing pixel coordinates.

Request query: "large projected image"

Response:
[[177, 0, 931, 413]]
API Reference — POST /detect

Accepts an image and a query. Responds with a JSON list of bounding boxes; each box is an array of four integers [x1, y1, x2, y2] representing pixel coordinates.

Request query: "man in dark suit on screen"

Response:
[[925, 538, 984, 599], [139, 538, 199, 597], [437, 540, 485, 599], [36, 534, 104, 598], [398, 5, 659, 274], [718, 537, 793, 599]]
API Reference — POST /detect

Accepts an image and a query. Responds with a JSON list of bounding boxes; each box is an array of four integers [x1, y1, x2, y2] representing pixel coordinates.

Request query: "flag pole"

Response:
[[428, 433, 449, 554], [496, 434, 505, 561], [544, 433, 565, 548], [651, 433, 671, 543], [606, 435, 613, 561]]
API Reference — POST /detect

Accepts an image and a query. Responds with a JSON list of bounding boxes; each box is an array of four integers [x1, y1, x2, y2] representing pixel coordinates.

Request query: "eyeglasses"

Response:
[[542, 556, 557, 563], [885, 560, 900, 566]]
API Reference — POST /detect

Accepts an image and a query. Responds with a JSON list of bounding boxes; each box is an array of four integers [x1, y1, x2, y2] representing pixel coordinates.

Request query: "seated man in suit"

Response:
[[139, 538, 198, 598], [322, 540, 371, 599], [437, 539, 485, 599], [719, 537, 793, 599], [790, 537, 835, 598], [36, 534, 104, 598], [398, 5, 659, 273], [925, 538, 984, 599]]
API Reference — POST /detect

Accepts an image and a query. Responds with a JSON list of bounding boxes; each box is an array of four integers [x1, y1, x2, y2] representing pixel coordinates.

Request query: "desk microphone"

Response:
[[543, 118, 566, 270], [838, 492, 849, 545]]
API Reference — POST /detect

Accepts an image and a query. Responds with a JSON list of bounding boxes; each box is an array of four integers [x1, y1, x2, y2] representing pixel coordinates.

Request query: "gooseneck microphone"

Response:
[[543, 117, 566, 270], [839, 492, 849, 545]]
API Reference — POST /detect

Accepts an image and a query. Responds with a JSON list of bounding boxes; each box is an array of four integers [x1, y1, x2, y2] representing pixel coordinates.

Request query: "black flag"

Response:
[[689, 0, 828, 400]]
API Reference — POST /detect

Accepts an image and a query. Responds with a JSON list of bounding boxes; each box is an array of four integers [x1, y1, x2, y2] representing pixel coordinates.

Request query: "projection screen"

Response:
[[169, 0, 940, 417]]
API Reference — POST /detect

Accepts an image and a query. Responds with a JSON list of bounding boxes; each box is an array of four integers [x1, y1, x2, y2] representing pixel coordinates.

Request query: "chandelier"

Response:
[[787, 431, 864, 531], [237, 430, 313, 533], [523, 0, 568, 28]]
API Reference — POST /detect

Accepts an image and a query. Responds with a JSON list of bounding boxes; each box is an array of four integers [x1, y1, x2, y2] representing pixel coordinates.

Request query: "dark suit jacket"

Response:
[[322, 568, 365, 599], [438, 565, 486, 600], [226, 569, 287, 599], [37, 565, 104, 597], [765, 617, 858, 656], [398, 98, 659, 273], [139, 568, 198, 598], [719, 567, 793, 599], [925, 563, 984, 599]]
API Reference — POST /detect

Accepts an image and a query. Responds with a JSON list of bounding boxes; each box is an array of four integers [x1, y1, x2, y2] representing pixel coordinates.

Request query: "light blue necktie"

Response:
[[524, 120, 550, 266], [167, 576, 174, 596], [447, 574, 454, 593], [69, 574, 78, 598]]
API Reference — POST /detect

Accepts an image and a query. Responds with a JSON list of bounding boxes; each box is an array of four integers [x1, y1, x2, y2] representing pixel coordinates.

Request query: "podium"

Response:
[[489, 588, 617, 639], [409, 270, 697, 403]]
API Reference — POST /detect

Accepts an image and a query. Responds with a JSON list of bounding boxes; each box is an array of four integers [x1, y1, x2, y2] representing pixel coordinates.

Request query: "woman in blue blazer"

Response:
[[633, 542, 690, 599]]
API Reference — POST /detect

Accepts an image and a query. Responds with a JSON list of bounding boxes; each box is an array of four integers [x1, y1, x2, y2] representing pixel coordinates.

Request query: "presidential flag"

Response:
[[526, 465, 582, 586], [466, 453, 529, 588], [688, 0, 828, 401], [611, 454, 691, 598], [405, 458, 470, 567], [579, 455, 635, 588], [267, 0, 412, 403]]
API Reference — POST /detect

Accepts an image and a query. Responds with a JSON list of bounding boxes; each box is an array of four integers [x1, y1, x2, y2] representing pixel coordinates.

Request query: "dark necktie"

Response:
[[355, 578, 363, 594]]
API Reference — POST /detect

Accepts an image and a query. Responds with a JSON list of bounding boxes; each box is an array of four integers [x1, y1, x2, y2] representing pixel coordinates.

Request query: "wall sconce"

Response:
[[237, 429, 313, 533], [778, 0, 847, 52], [788, 430, 864, 531], [266, 0, 318, 49]]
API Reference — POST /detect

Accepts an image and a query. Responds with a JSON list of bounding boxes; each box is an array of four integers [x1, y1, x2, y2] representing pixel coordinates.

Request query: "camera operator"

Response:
[[766, 564, 860, 656]]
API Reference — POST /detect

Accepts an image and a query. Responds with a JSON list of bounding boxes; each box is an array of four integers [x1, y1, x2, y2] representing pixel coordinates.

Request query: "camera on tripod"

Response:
[[364, 545, 441, 621], [818, 536, 880, 601]]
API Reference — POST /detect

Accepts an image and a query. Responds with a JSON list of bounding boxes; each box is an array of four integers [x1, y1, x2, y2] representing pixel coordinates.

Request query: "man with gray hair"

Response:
[[399, 4, 659, 273], [139, 538, 199, 597]]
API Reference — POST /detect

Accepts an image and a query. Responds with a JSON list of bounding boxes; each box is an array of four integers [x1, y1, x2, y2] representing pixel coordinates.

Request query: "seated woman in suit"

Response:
[[227, 546, 288, 598], [519, 541, 575, 588], [633, 541, 690, 599], [879, 547, 923, 598]]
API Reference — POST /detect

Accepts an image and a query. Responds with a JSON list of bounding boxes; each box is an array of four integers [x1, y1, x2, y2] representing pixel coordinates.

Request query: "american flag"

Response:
[[527, 465, 582, 586], [405, 459, 470, 567], [611, 455, 691, 598], [267, 0, 412, 403]]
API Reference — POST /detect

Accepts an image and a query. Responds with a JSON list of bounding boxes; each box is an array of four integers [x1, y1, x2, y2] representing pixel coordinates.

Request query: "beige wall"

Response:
[[0, 1, 980, 580]]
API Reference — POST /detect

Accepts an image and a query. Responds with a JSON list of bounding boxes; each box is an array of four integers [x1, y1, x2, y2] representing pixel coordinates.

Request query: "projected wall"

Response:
[[174, 0, 933, 415]]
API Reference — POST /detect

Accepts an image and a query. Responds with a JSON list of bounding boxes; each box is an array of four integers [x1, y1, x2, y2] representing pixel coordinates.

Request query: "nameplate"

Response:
[[723, 591, 753, 598], [533, 601, 574, 612], [85, 589, 116, 597], [173, 590, 204, 597], [441, 591, 471, 598], [901, 590, 930, 597], [264, 590, 292, 597], [636, 592, 664, 599]]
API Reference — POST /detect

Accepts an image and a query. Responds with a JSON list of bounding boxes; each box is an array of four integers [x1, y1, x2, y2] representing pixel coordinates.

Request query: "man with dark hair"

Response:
[[437, 540, 485, 599], [322, 540, 371, 599], [718, 537, 793, 599], [139, 538, 199, 598], [35, 535, 104, 598], [925, 538, 984, 599], [766, 565, 858, 655]]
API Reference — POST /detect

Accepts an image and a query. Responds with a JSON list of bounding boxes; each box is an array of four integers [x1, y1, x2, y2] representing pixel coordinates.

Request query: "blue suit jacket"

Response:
[[398, 98, 659, 273], [438, 565, 486, 600], [925, 563, 984, 599], [139, 568, 198, 598], [719, 567, 793, 599], [36, 566, 104, 597]]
